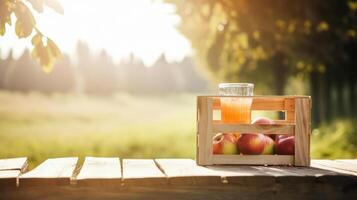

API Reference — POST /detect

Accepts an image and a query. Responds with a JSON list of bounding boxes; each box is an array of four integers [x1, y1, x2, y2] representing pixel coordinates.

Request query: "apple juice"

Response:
[[219, 83, 254, 139], [220, 97, 252, 124]]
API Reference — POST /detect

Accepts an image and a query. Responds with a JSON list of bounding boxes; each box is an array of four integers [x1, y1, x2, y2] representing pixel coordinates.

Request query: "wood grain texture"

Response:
[[211, 96, 299, 111], [336, 159, 357, 166], [2, 183, 356, 200], [197, 96, 211, 165], [1, 157, 357, 199], [312, 160, 357, 175], [0, 157, 28, 171], [155, 159, 222, 185], [204, 98, 214, 165], [123, 159, 166, 186], [0, 157, 28, 187], [294, 97, 311, 166], [211, 155, 294, 165], [20, 157, 78, 187], [212, 124, 295, 134], [76, 157, 121, 186], [206, 165, 275, 185], [0, 170, 22, 187]]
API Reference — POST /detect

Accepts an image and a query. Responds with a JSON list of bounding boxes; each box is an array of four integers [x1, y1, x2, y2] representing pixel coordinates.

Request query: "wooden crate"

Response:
[[196, 96, 311, 166]]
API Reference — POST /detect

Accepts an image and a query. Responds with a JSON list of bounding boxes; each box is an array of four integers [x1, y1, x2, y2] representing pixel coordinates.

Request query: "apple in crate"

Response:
[[252, 117, 274, 125], [237, 133, 265, 155], [262, 135, 275, 155], [275, 136, 295, 155], [252, 117, 276, 139], [213, 133, 238, 154]]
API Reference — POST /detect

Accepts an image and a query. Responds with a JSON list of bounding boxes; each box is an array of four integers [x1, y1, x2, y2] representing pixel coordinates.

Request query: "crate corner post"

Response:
[[196, 96, 213, 166], [294, 97, 311, 167]]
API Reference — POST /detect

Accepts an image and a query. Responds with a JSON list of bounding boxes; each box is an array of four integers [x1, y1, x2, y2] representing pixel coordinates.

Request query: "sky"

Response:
[[0, 0, 192, 66]]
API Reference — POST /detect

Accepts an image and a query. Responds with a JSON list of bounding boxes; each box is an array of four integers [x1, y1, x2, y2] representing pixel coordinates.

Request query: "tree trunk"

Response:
[[310, 72, 321, 125], [272, 52, 289, 120], [335, 80, 345, 117], [323, 72, 332, 121]]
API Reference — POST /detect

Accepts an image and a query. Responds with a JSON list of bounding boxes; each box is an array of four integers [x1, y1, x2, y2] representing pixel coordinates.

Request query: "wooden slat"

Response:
[[0, 170, 22, 187], [205, 98, 214, 165], [212, 124, 295, 134], [122, 159, 166, 185], [197, 96, 212, 165], [211, 155, 294, 165], [76, 157, 121, 186], [155, 159, 222, 185], [212, 96, 296, 111], [0, 157, 28, 171], [312, 160, 357, 175], [294, 97, 311, 166], [206, 165, 276, 185], [336, 159, 357, 166], [0, 157, 28, 187], [20, 157, 78, 186], [312, 160, 356, 176]]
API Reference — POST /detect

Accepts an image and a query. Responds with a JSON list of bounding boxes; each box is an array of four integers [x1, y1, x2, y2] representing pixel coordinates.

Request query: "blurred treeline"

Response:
[[0, 41, 209, 95], [169, 0, 357, 124]]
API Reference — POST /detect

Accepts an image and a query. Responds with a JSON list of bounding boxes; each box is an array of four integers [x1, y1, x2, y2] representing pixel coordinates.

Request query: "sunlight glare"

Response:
[[0, 0, 191, 66]]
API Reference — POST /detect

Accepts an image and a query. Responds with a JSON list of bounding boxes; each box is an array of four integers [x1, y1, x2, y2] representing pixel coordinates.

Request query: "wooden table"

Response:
[[1, 157, 357, 199]]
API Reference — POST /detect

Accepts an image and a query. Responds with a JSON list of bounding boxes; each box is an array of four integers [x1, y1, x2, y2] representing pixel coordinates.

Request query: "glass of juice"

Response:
[[219, 83, 254, 124]]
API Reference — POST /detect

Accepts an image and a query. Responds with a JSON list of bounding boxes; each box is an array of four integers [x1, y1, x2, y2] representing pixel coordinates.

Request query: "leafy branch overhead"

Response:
[[0, 0, 63, 73]]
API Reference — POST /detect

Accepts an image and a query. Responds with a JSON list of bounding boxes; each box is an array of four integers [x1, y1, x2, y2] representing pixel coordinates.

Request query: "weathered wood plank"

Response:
[[197, 96, 211, 165], [312, 160, 357, 176], [212, 96, 297, 111], [211, 124, 295, 134], [2, 183, 356, 200], [76, 157, 121, 186], [0, 157, 28, 171], [0, 157, 28, 187], [20, 157, 78, 186], [206, 165, 275, 185], [294, 97, 311, 166], [313, 160, 357, 174], [336, 159, 357, 166], [122, 159, 166, 185], [0, 170, 21, 187], [155, 159, 222, 185], [211, 155, 294, 165]]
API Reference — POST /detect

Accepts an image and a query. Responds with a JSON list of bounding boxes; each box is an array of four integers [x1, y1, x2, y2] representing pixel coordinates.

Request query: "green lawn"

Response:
[[0, 91, 355, 169], [0, 91, 197, 168]]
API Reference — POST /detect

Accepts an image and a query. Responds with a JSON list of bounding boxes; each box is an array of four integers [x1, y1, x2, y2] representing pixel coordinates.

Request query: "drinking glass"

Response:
[[219, 83, 254, 124]]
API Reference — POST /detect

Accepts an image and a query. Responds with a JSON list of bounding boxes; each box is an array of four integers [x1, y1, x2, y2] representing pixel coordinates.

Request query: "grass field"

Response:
[[0, 91, 198, 168], [0, 91, 356, 168]]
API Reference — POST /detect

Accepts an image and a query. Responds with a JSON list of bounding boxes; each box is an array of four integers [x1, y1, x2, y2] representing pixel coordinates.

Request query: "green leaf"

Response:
[[47, 38, 62, 58], [31, 37, 62, 73], [0, 0, 14, 36], [0, 24, 5, 36], [44, 0, 64, 14], [14, 1, 36, 38], [31, 33, 42, 45]]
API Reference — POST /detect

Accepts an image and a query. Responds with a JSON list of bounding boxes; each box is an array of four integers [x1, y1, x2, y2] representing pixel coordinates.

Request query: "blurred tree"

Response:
[[169, 0, 357, 123], [76, 42, 118, 94], [0, 0, 63, 73], [1, 49, 75, 92]]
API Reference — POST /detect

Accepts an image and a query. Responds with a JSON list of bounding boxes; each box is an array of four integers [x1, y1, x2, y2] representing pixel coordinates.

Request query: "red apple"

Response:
[[252, 117, 276, 140], [275, 134, 291, 143], [262, 135, 275, 155], [275, 136, 295, 155], [213, 133, 238, 154], [237, 133, 265, 155], [252, 117, 274, 125]]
